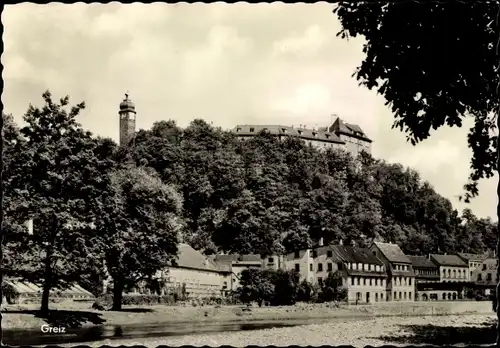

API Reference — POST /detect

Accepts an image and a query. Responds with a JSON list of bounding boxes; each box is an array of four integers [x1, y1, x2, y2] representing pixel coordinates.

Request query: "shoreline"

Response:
[[3, 300, 493, 331], [67, 313, 497, 347]]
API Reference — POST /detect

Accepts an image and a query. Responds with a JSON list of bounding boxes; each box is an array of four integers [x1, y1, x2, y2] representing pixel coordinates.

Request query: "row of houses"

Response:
[[125, 241, 496, 304]]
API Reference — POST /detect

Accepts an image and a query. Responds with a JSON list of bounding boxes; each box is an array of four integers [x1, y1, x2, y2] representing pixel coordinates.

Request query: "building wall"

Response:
[[338, 134, 372, 156], [262, 255, 284, 271], [162, 267, 225, 298], [418, 290, 459, 301], [439, 266, 469, 282], [472, 258, 498, 284], [391, 274, 415, 301], [346, 275, 387, 303], [119, 112, 136, 146], [312, 250, 340, 285], [414, 267, 440, 283], [284, 249, 314, 283]]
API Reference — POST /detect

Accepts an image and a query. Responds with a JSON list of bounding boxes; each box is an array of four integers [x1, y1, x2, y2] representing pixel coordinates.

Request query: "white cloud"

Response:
[[2, 3, 496, 219], [272, 25, 327, 58]]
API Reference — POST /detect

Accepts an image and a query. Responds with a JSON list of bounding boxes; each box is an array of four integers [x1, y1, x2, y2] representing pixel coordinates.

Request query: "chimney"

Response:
[[318, 237, 324, 247], [339, 239, 343, 246]]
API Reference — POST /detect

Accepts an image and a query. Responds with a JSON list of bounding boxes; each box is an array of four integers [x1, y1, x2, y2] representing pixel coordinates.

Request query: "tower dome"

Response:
[[120, 93, 136, 112]]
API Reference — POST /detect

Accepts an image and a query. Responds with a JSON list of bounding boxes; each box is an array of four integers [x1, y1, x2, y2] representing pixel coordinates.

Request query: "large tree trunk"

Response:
[[40, 248, 53, 314], [0, 110, 5, 345], [112, 278, 124, 311], [497, 5, 500, 345]]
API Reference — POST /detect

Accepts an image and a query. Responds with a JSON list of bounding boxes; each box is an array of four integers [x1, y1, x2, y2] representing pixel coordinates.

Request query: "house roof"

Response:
[[430, 254, 468, 267], [232, 125, 345, 144], [457, 252, 489, 262], [212, 254, 262, 263], [5, 280, 94, 297], [172, 243, 220, 272], [329, 117, 372, 142], [373, 242, 412, 264], [332, 245, 384, 266], [409, 255, 438, 269]]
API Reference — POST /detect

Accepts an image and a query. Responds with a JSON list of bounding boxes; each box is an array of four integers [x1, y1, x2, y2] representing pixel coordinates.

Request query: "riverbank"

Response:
[[73, 314, 498, 347], [3, 300, 493, 330]]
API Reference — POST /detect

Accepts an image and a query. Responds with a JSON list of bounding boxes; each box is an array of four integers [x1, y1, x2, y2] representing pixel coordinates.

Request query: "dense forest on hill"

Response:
[[123, 118, 497, 257]]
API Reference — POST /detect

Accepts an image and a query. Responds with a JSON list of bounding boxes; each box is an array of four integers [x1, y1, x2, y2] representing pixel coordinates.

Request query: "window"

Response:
[[294, 251, 300, 259], [403, 292, 407, 300], [452, 270, 456, 278], [294, 264, 300, 272], [268, 257, 274, 263], [477, 274, 482, 281], [375, 293, 379, 302], [363, 278, 366, 285], [369, 278, 373, 286], [236, 127, 241, 132], [409, 292, 412, 300], [309, 264, 313, 271], [353, 263, 357, 270], [443, 269, 447, 277], [318, 277, 323, 286], [318, 263, 323, 272], [313, 250, 318, 258], [448, 269, 451, 278], [399, 292, 402, 300], [358, 263, 362, 270], [394, 291, 397, 300], [351, 277, 354, 285], [327, 250, 333, 257], [249, 127, 255, 132], [409, 278, 412, 286], [357, 277, 360, 285], [375, 279, 379, 286], [483, 264, 487, 271], [338, 262, 343, 270], [381, 293, 384, 300], [328, 263, 333, 272], [487, 273, 492, 281]]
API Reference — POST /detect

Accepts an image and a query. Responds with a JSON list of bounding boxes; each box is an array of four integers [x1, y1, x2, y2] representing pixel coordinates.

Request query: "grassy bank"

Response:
[[2, 300, 493, 330]]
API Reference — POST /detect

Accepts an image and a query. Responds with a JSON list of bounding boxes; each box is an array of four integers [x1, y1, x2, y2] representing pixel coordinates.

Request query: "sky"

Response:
[[2, 2, 497, 220]]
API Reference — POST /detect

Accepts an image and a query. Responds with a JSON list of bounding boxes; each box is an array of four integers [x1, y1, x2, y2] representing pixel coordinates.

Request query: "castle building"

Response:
[[119, 93, 137, 146], [232, 116, 372, 156]]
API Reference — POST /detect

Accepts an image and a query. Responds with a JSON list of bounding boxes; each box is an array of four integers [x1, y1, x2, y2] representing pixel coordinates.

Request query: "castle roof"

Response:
[[232, 124, 344, 144]]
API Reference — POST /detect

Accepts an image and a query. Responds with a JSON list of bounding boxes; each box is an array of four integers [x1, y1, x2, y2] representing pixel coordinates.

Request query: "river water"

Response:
[[4, 317, 365, 346]]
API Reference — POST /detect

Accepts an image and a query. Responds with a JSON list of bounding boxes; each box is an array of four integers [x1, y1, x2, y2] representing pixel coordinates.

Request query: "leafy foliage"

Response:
[[333, 2, 498, 201]]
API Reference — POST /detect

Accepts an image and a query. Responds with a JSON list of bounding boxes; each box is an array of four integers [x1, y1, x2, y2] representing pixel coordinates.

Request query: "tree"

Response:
[[320, 271, 347, 302], [333, 1, 499, 339], [18, 91, 111, 313], [238, 268, 275, 306], [98, 166, 183, 310]]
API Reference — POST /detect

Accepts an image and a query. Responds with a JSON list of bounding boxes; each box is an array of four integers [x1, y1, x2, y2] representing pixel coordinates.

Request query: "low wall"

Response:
[[348, 300, 492, 317]]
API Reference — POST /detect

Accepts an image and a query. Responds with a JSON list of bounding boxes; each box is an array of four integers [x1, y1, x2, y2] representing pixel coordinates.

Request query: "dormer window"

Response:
[[249, 127, 255, 132], [282, 128, 287, 133], [298, 130, 303, 135], [325, 134, 330, 139], [312, 132, 317, 137], [236, 127, 241, 132]]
